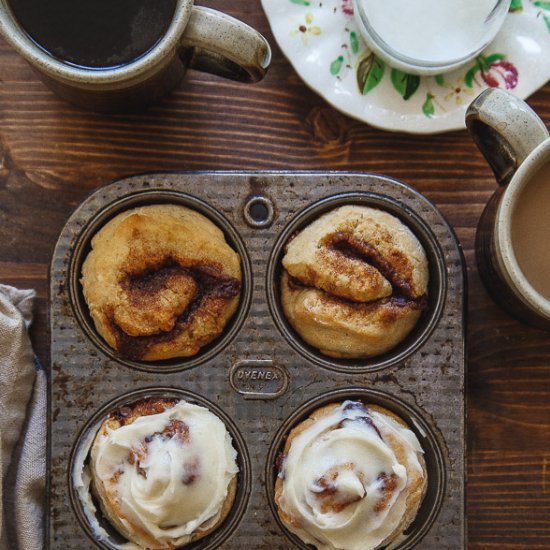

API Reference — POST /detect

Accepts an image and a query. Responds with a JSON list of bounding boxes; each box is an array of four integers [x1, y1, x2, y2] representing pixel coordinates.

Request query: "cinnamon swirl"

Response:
[[90, 398, 239, 549], [274, 401, 427, 550], [81, 204, 242, 361], [280, 205, 429, 358]]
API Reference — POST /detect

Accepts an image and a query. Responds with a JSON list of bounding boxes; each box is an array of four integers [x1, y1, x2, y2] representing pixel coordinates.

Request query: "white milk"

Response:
[[357, 0, 504, 63]]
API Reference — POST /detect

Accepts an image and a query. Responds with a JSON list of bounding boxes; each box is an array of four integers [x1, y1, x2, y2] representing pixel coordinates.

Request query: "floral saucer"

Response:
[[261, 0, 550, 133]]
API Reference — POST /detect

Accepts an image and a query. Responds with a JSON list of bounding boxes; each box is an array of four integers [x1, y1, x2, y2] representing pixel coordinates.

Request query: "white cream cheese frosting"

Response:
[[276, 401, 426, 550], [90, 400, 239, 548]]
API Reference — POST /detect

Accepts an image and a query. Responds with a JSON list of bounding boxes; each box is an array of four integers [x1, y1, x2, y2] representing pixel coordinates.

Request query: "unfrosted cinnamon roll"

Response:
[[81, 204, 242, 361], [275, 401, 427, 550], [280, 205, 429, 358], [90, 398, 239, 549]]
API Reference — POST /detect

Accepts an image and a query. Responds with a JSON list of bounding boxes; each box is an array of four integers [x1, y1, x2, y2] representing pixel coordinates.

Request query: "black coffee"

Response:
[[9, 0, 178, 68]]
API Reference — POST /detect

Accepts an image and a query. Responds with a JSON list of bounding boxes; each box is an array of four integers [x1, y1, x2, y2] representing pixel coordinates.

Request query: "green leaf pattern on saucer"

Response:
[[262, 0, 550, 133], [356, 52, 384, 95]]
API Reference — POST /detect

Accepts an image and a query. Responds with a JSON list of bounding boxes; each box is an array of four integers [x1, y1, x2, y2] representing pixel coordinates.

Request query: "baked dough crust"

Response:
[[281, 205, 429, 358], [81, 204, 242, 361]]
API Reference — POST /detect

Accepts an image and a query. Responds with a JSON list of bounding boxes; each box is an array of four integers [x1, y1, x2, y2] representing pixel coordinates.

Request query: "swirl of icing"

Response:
[[90, 399, 239, 549], [275, 401, 427, 550]]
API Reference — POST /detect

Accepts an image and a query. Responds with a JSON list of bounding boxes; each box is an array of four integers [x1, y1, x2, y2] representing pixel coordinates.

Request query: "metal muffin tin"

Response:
[[49, 172, 466, 549]]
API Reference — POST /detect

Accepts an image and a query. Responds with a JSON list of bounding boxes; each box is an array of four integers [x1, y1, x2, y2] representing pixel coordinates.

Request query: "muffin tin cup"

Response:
[[266, 192, 447, 373], [68, 189, 253, 373], [49, 172, 466, 549], [265, 387, 447, 550], [69, 387, 251, 550]]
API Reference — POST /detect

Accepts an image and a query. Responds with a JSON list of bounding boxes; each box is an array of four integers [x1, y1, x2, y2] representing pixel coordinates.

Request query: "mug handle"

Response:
[[465, 88, 549, 186], [180, 6, 271, 83]]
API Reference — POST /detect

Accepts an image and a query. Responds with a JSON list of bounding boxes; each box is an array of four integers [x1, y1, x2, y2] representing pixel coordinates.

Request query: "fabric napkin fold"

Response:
[[0, 284, 45, 550]]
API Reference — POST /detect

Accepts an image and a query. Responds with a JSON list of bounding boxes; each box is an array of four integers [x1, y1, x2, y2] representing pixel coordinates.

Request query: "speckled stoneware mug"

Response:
[[466, 88, 550, 330], [0, 0, 271, 112]]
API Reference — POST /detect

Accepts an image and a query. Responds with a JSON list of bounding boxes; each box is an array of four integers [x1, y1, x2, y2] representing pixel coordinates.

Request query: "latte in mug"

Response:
[[510, 164, 550, 301], [467, 88, 550, 330]]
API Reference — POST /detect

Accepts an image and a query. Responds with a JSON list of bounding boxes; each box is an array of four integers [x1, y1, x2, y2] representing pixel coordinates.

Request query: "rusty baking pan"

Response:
[[48, 172, 466, 549]]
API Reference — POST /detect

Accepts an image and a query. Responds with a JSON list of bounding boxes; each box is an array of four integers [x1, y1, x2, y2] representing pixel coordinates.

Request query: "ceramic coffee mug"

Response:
[[0, 0, 271, 112], [466, 87, 550, 330]]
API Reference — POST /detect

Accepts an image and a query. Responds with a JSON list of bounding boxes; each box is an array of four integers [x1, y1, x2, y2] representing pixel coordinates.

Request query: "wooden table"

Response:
[[0, 2, 549, 548]]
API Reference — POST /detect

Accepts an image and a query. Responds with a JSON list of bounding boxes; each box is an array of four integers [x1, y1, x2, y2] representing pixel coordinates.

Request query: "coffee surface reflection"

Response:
[[8, 0, 177, 68]]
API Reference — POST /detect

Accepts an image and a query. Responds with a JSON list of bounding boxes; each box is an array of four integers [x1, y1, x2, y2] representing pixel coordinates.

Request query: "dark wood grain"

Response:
[[1, 1, 549, 548]]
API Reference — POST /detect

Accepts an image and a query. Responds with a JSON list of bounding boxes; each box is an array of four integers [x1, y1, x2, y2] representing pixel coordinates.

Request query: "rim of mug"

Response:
[[351, 0, 510, 76], [0, 0, 192, 85], [495, 139, 550, 320]]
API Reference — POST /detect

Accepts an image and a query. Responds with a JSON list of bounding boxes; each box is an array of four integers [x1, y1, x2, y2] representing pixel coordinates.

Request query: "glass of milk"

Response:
[[353, 0, 511, 75]]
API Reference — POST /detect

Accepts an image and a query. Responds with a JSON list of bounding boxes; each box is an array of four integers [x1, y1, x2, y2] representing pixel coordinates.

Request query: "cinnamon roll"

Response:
[[90, 398, 239, 549], [81, 204, 242, 361], [280, 205, 429, 358], [274, 401, 427, 550]]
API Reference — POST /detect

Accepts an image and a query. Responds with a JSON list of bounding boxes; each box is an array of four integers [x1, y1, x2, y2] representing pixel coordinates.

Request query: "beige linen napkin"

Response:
[[0, 284, 45, 550]]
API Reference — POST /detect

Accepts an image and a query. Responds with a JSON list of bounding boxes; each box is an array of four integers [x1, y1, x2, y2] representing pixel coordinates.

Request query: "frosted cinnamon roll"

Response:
[[280, 205, 429, 358], [275, 401, 427, 550], [90, 398, 239, 549], [81, 204, 241, 361]]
